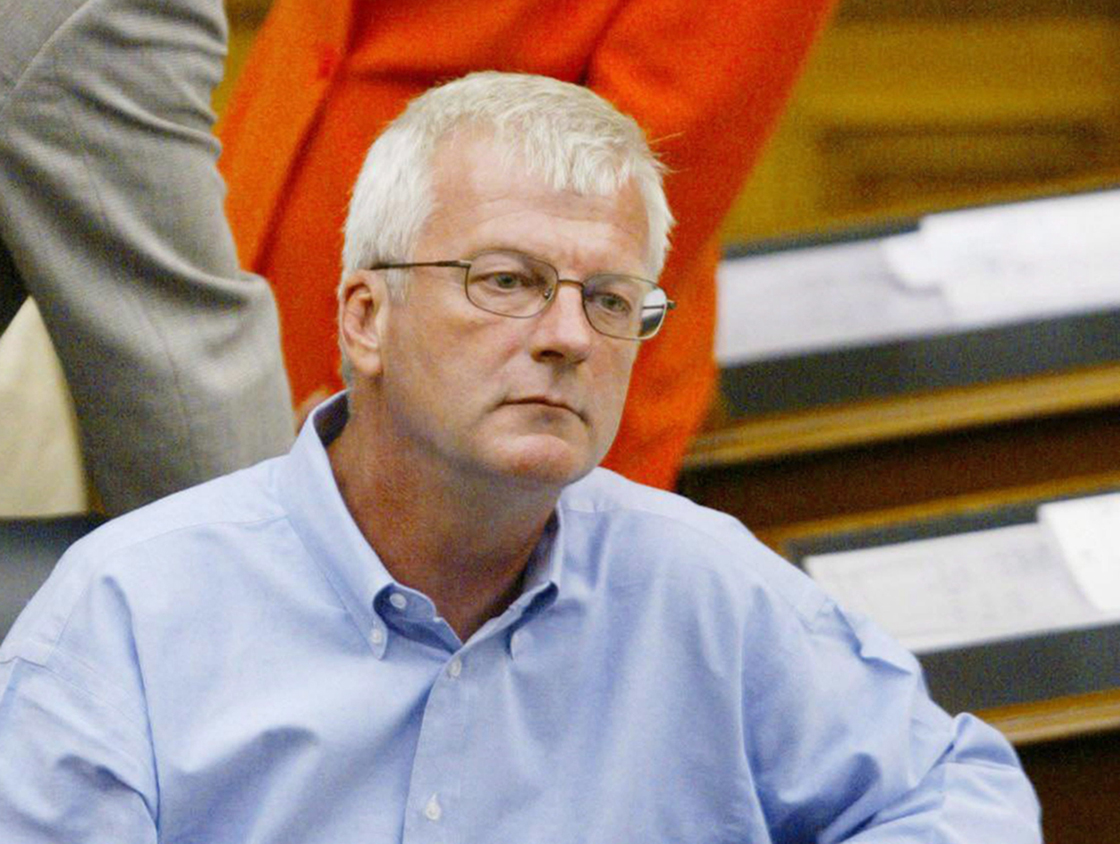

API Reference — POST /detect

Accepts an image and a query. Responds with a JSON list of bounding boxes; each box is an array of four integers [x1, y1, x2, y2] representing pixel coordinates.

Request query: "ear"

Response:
[[338, 270, 391, 379]]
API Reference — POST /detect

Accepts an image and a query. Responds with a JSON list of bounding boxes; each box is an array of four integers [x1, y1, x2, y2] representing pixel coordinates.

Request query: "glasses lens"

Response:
[[584, 276, 667, 339], [465, 251, 553, 316]]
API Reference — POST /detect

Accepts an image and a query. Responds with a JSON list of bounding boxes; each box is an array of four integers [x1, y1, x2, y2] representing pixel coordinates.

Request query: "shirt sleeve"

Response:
[[0, 656, 158, 843], [837, 712, 1043, 843], [746, 594, 1042, 843]]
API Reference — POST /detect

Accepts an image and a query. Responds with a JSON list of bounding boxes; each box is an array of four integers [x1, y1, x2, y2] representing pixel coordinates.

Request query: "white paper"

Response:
[[718, 190, 1120, 367], [880, 230, 951, 290], [804, 522, 1120, 653], [715, 240, 950, 364], [879, 190, 1120, 325], [1039, 493, 1120, 612]]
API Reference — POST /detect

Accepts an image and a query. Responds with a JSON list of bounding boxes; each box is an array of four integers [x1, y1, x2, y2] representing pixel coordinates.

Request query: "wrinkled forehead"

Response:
[[422, 132, 650, 274]]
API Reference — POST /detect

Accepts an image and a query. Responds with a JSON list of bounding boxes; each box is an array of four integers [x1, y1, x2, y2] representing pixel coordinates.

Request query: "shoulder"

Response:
[[557, 469, 828, 623], [73, 456, 285, 559], [562, 468, 773, 561], [557, 469, 929, 717], [1, 457, 288, 657]]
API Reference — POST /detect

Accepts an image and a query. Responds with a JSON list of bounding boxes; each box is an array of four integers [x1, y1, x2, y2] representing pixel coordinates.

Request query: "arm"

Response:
[[0, 659, 158, 843], [0, 541, 158, 843], [0, 0, 293, 514], [836, 712, 1043, 842], [747, 595, 1042, 842]]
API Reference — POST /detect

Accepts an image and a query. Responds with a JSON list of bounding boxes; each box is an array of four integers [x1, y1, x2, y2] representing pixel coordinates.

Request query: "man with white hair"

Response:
[[0, 72, 1040, 843]]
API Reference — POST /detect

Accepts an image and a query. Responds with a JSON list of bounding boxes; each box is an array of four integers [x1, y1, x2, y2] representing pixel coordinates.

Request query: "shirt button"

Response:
[[424, 794, 442, 822], [389, 593, 408, 610], [448, 656, 462, 678], [370, 628, 385, 645]]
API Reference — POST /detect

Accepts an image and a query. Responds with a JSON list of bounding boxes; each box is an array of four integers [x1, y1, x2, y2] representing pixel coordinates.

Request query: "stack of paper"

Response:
[[715, 189, 1120, 365], [881, 190, 1120, 327], [804, 492, 1120, 653]]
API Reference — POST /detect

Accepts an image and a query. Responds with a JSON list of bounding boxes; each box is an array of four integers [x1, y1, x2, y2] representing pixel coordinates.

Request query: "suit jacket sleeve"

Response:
[[0, 0, 293, 514]]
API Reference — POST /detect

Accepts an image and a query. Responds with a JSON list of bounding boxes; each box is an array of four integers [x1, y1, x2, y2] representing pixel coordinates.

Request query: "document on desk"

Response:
[[804, 496, 1120, 653], [1039, 493, 1120, 612], [716, 189, 1120, 366], [881, 190, 1120, 327], [715, 239, 950, 364]]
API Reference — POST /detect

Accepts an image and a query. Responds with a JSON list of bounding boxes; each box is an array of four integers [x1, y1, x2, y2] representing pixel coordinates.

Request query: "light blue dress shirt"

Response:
[[0, 395, 1040, 843]]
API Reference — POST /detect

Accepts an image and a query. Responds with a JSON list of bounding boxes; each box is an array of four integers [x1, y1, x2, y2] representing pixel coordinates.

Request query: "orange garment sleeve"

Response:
[[587, 0, 835, 486]]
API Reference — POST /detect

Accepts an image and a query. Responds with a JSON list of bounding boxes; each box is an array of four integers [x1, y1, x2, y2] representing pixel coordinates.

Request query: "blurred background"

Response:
[[221, 0, 1120, 244]]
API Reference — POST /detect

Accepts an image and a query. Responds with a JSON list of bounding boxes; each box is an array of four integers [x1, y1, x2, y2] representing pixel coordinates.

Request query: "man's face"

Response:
[[368, 134, 649, 490]]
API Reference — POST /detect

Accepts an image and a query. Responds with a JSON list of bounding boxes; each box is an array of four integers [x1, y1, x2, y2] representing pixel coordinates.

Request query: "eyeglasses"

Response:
[[368, 249, 675, 340]]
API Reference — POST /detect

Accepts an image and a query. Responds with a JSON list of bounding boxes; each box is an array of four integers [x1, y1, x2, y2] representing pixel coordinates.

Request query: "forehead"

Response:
[[420, 133, 650, 275]]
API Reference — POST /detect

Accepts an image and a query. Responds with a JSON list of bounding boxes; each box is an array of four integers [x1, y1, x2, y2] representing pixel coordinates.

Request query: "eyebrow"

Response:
[[465, 246, 649, 280]]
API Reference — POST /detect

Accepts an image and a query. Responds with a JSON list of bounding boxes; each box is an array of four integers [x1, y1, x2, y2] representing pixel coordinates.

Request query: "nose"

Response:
[[529, 280, 593, 364]]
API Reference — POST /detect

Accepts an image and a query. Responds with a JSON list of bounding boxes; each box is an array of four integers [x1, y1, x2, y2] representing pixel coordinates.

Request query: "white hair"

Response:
[[341, 71, 673, 288]]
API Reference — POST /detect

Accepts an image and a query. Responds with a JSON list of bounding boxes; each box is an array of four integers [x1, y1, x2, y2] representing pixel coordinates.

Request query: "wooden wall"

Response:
[[722, 0, 1120, 243]]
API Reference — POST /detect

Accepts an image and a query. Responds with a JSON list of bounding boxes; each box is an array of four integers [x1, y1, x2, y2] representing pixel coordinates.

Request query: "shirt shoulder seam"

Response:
[[0, 654, 153, 759], [20, 512, 290, 669]]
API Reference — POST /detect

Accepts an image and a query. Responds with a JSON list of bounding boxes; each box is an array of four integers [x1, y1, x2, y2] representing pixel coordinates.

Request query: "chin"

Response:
[[491, 436, 598, 489]]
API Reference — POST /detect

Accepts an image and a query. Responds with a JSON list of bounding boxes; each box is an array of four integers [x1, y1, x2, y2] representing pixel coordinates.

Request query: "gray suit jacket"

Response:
[[0, 0, 294, 513]]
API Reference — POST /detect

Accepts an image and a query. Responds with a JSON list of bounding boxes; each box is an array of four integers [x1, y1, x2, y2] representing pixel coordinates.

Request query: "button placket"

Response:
[[368, 622, 388, 657], [401, 649, 469, 844]]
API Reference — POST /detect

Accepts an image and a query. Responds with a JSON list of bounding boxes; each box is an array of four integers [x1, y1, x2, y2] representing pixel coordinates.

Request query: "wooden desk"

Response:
[[981, 690, 1120, 844], [679, 360, 1120, 533], [772, 490, 1120, 844], [679, 371, 1120, 843]]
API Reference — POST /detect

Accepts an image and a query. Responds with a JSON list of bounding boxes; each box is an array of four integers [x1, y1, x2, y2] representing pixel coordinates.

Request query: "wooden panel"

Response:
[[688, 362, 1120, 469], [679, 406, 1120, 532], [984, 690, 1120, 747], [1017, 731, 1120, 844], [758, 469, 1120, 553], [837, 0, 1120, 20], [224, 0, 271, 22], [723, 12, 1120, 242]]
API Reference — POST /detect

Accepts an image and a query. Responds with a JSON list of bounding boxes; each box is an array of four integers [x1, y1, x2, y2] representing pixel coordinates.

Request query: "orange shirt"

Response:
[[219, 0, 834, 488]]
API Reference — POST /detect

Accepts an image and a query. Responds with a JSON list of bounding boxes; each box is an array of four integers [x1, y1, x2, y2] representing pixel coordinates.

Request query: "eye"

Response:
[[586, 277, 643, 317], [468, 252, 548, 296], [487, 271, 533, 291], [588, 290, 632, 315]]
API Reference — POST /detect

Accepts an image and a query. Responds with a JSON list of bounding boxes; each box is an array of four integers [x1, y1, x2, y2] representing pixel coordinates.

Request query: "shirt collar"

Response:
[[276, 391, 565, 636], [276, 393, 395, 636]]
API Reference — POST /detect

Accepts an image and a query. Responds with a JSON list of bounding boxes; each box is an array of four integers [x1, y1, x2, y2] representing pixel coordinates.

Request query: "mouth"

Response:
[[505, 396, 586, 421]]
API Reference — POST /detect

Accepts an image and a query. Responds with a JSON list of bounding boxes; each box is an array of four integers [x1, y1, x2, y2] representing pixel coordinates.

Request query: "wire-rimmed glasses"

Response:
[[368, 249, 674, 340]]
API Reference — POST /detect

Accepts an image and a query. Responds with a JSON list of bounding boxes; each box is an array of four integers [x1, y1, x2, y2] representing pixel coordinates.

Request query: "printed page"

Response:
[[804, 522, 1120, 653], [881, 190, 1120, 326], [718, 190, 1120, 368], [1039, 492, 1120, 612], [715, 240, 949, 364]]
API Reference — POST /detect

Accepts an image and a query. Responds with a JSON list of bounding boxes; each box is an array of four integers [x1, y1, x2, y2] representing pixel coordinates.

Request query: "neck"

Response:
[[327, 411, 560, 641]]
